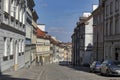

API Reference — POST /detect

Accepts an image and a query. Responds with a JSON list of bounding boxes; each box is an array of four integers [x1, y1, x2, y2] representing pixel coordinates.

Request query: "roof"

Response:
[[49, 36, 59, 45], [36, 27, 60, 45], [36, 27, 46, 38]]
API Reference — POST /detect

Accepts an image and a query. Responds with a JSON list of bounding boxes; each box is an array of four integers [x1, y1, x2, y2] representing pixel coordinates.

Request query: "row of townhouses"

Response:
[[71, 0, 120, 66], [0, 0, 72, 72]]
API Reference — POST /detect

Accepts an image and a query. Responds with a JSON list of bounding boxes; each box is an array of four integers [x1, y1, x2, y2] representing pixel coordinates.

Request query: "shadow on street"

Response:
[[59, 61, 120, 78], [0, 73, 29, 80]]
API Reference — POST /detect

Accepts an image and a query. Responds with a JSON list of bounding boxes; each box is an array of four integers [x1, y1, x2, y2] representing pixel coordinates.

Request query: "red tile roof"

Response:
[[36, 27, 60, 45], [36, 27, 46, 38]]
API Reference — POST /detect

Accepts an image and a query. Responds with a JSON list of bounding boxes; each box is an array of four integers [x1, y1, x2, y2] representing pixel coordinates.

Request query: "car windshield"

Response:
[[112, 61, 120, 66]]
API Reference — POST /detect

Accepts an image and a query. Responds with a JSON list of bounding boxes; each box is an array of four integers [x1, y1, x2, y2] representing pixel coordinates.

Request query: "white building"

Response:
[[0, 0, 26, 71], [81, 14, 93, 65]]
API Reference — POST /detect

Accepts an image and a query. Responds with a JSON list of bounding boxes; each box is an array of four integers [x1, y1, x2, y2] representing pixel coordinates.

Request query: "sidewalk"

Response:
[[1, 65, 44, 80]]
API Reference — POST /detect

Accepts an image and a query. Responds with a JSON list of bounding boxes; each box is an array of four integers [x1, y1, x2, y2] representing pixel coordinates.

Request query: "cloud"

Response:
[[47, 27, 72, 34]]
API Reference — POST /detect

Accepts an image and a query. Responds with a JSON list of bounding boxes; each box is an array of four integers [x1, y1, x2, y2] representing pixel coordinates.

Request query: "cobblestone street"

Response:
[[0, 63, 120, 80]]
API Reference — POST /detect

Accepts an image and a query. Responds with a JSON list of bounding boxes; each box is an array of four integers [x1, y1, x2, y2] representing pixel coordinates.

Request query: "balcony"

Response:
[[2, 11, 25, 34]]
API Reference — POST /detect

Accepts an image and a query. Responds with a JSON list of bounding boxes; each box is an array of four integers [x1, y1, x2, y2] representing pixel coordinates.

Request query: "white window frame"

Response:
[[10, 38, 13, 55]]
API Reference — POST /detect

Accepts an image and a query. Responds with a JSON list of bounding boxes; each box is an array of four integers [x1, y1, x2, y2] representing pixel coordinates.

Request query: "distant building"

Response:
[[71, 14, 90, 66], [49, 36, 60, 63], [64, 43, 72, 62], [36, 27, 52, 65], [92, 1, 104, 62], [71, 6, 97, 66]]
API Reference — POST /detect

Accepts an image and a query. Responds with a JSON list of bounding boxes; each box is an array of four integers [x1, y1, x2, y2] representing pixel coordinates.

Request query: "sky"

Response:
[[34, 0, 98, 42]]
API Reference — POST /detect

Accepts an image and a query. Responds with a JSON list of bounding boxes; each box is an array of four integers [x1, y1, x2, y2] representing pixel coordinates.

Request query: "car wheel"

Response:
[[100, 69, 103, 75], [106, 69, 110, 76], [89, 68, 93, 73], [92, 69, 95, 73]]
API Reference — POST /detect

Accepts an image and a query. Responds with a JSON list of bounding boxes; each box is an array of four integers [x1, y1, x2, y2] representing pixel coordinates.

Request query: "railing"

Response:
[[2, 11, 25, 33]]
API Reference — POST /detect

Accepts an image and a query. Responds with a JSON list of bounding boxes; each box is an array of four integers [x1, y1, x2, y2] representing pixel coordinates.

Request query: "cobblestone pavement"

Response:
[[1, 63, 120, 80]]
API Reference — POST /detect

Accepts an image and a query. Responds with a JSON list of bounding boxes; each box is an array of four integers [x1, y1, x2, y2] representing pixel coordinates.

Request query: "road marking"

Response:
[[36, 67, 45, 80]]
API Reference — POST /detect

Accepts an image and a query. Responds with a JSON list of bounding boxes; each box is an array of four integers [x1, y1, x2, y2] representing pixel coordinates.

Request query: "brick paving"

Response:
[[0, 63, 120, 80]]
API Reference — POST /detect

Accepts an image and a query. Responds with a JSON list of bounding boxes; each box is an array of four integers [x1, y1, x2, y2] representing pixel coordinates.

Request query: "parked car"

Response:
[[90, 61, 101, 72], [100, 60, 120, 76]]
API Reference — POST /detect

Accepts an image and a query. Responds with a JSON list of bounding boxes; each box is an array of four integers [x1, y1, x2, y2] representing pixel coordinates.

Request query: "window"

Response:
[[4, 37, 7, 56], [10, 38, 14, 60], [22, 40, 24, 52], [115, 0, 119, 11], [106, 5, 109, 17], [115, 17, 119, 34], [106, 22, 108, 36], [11, 0, 16, 17], [15, 5, 19, 20], [0, 0, 1, 9], [110, 18, 113, 35], [19, 9, 23, 22], [110, 2, 113, 14]]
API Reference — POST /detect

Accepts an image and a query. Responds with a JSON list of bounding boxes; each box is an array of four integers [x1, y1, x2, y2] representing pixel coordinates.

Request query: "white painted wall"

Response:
[[83, 12, 91, 17], [37, 24, 45, 31], [83, 15, 93, 65], [92, 5, 98, 11]]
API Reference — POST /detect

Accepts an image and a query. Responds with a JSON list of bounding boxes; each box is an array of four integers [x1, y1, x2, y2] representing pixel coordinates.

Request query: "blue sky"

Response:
[[34, 0, 98, 42]]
